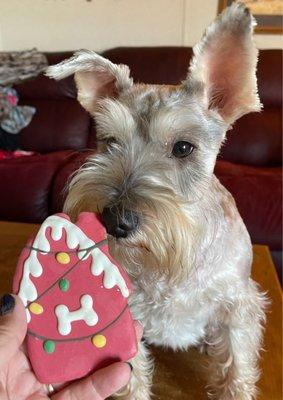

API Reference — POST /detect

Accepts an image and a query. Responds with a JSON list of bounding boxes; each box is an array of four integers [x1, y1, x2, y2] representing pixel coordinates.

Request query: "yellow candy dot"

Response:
[[56, 252, 70, 265], [92, 334, 107, 348], [29, 302, 44, 315]]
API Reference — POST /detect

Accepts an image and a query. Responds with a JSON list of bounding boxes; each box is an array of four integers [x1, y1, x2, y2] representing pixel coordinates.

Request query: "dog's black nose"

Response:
[[102, 207, 139, 238]]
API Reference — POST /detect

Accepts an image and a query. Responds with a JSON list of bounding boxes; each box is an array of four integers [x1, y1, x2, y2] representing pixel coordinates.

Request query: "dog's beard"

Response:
[[108, 201, 198, 281], [64, 160, 199, 281]]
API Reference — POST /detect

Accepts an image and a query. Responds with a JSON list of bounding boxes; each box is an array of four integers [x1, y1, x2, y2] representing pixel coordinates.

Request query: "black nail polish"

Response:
[[126, 362, 133, 371], [0, 294, 15, 316]]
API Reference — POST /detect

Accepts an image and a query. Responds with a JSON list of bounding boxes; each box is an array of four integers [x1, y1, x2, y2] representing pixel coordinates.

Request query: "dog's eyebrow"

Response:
[[149, 106, 208, 140], [95, 99, 136, 140]]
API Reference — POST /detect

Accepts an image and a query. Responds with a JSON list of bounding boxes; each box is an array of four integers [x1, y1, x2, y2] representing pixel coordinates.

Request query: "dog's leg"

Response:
[[113, 340, 153, 400], [207, 280, 267, 400]]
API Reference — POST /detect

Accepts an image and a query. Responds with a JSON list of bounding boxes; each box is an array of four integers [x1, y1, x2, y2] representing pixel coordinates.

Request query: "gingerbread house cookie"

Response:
[[13, 212, 137, 383]]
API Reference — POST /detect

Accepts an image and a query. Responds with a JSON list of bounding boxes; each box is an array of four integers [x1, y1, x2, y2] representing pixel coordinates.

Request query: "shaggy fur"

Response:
[[46, 3, 267, 399]]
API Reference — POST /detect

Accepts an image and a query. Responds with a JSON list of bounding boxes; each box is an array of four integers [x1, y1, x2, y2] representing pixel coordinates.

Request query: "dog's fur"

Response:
[[46, 3, 267, 399]]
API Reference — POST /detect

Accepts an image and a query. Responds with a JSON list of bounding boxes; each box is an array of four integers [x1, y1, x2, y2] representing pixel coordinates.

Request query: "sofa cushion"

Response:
[[0, 150, 74, 223], [220, 108, 282, 167], [103, 47, 192, 85], [15, 52, 91, 153], [16, 74, 76, 101], [215, 160, 282, 251], [257, 49, 282, 109], [19, 99, 90, 153], [15, 52, 77, 100]]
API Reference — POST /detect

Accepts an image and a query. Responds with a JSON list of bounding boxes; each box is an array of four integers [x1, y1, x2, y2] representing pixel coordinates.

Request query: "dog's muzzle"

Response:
[[102, 206, 139, 239]]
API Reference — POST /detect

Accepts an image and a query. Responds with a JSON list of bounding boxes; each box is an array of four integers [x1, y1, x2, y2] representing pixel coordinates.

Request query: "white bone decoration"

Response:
[[55, 294, 98, 336]]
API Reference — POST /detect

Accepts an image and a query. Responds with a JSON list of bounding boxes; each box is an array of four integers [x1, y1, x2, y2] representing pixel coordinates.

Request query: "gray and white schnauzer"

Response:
[[47, 3, 267, 399]]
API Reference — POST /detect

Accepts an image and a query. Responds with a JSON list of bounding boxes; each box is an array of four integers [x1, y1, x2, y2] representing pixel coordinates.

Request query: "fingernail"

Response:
[[125, 362, 133, 372], [0, 294, 15, 316]]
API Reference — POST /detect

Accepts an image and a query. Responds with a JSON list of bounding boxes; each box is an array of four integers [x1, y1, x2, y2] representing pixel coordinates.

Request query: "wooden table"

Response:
[[0, 221, 282, 399]]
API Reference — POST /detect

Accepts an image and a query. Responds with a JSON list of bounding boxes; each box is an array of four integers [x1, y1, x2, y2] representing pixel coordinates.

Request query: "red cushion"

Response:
[[103, 47, 192, 85], [19, 99, 90, 153], [215, 160, 282, 250], [0, 151, 74, 223], [220, 108, 282, 167], [257, 49, 282, 108]]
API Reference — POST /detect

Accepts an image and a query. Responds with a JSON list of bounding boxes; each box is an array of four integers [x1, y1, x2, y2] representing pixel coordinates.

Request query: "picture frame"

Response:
[[218, 0, 283, 33]]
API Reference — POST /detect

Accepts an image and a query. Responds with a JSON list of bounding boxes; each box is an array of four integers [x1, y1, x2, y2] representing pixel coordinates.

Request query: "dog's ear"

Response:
[[185, 2, 261, 125], [46, 50, 133, 114]]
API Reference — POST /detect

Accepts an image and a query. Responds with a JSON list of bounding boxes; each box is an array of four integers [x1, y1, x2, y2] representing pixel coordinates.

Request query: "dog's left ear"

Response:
[[185, 2, 261, 125], [46, 50, 133, 114]]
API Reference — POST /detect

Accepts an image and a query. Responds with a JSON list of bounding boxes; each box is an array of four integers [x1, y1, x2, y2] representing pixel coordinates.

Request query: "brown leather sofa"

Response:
[[0, 47, 281, 275]]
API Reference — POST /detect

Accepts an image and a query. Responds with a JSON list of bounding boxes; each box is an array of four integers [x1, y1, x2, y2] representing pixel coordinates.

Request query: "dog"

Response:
[[46, 3, 268, 399]]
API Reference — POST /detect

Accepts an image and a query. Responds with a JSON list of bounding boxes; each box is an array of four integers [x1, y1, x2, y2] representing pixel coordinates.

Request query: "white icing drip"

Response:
[[55, 294, 98, 336], [45, 216, 129, 297], [18, 216, 54, 322], [18, 215, 129, 322], [90, 248, 129, 297]]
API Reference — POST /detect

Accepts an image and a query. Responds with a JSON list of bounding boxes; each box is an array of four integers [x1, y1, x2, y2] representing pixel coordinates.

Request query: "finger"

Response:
[[133, 320, 143, 342], [52, 362, 131, 400], [0, 294, 27, 369]]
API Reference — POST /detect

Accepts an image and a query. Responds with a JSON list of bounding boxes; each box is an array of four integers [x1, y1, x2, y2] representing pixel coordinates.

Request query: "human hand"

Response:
[[0, 294, 142, 400]]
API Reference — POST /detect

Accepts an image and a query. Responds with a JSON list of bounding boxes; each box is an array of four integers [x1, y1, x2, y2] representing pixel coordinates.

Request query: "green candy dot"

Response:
[[59, 278, 70, 292], [43, 340, 55, 354]]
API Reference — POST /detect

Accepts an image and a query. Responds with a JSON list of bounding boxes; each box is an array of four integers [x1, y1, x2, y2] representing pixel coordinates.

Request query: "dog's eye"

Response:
[[106, 137, 117, 146], [172, 141, 195, 158]]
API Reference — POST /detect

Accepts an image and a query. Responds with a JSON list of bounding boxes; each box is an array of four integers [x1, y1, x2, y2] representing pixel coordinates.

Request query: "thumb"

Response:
[[0, 294, 27, 369]]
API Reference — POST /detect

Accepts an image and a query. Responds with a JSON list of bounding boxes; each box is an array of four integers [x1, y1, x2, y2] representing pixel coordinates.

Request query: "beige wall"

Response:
[[0, 0, 282, 51]]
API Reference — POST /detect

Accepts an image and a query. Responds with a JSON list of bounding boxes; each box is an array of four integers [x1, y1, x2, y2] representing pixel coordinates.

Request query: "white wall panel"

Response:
[[0, 0, 281, 51], [0, 0, 184, 51]]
